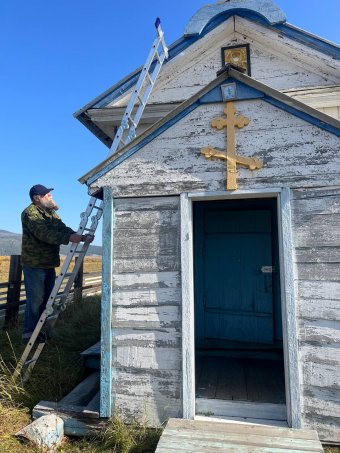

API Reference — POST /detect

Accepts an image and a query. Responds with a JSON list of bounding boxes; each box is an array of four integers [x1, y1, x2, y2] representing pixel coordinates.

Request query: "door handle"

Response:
[[261, 266, 275, 274]]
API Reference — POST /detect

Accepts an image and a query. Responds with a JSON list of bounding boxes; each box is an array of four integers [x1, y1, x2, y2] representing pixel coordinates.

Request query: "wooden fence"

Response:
[[0, 255, 102, 328]]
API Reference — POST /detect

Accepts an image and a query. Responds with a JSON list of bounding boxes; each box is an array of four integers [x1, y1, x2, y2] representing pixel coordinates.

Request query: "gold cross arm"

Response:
[[201, 145, 262, 190], [201, 146, 262, 170], [201, 102, 263, 190]]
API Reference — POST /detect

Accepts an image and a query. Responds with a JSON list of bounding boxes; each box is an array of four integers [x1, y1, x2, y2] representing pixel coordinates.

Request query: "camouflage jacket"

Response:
[[21, 203, 75, 268]]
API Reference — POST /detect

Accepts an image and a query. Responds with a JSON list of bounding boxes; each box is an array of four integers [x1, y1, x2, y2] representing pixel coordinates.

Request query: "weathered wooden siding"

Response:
[[108, 18, 339, 109], [292, 187, 340, 443], [94, 100, 340, 197], [111, 196, 182, 425]]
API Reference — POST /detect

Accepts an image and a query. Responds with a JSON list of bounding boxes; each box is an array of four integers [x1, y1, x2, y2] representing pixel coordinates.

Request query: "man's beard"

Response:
[[40, 198, 59, 210]]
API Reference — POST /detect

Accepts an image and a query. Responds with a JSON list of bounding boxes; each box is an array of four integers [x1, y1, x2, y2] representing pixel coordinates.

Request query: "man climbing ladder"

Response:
[[14, 18, 168, 381], [21, 184, 94, 343]]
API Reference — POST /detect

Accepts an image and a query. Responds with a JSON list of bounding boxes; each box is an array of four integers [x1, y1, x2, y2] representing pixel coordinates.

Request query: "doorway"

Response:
[[193, 197, 286, 421]]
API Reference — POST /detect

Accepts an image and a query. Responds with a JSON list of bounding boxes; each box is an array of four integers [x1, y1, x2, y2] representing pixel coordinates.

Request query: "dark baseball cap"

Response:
[[29, 184, 54, 200]]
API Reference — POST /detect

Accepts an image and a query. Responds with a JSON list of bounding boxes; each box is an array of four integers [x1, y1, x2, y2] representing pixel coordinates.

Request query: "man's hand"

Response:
[[69, 233, 95, 244]]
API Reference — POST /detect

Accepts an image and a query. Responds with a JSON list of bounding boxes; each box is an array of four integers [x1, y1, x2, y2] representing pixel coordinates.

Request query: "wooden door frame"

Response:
[[180, 188, 302, 428]]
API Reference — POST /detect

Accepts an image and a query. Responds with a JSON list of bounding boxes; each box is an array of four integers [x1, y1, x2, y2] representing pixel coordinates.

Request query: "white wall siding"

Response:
[[111, 196, 182, 424], [95, 100, 340, 197], [292, 187, 340, 443]]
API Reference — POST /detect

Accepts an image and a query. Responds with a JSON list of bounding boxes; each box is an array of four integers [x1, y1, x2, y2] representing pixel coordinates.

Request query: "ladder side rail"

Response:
[[57, 205, 103, 302], [13, 305, 52, 378], [76, 196, 100, 234], [22, 343, 46, 382], [109, 22, 168, 157], [128, 54, 167, 141]]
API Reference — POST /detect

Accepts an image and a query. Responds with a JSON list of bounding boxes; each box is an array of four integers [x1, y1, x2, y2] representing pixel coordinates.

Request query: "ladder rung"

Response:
[[146, 72, 154, 85], [46, 315, 58, 322], [154, 50, 161, 62], [137, 94, 146, 106], [25, 357, 39, 366]]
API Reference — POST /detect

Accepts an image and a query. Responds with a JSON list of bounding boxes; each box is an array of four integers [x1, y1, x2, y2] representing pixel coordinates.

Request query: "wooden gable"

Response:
[[77, 8, 340, 146], [84, 74, 340, 197]]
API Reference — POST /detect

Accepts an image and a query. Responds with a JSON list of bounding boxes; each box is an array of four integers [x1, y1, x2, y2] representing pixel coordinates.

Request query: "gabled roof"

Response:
[[79, 65, 340, 187], [74, 1, 339, 147]]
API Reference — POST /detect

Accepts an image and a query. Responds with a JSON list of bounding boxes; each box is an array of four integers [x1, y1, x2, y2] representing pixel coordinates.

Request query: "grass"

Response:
[[0, 255, 102, 283], [0, 295, 162, 452]]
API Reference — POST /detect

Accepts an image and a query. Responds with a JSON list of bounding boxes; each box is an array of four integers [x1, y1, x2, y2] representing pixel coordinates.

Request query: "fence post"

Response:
[[4, 255, 22, 328], [74, 258, 84, 303]]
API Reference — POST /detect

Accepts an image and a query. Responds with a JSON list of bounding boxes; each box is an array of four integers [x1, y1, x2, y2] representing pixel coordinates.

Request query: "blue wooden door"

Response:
[[194, 204, 275, 345]]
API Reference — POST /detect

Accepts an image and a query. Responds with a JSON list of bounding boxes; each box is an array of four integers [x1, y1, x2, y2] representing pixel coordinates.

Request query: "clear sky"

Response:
[[1, 0, 339, 245]]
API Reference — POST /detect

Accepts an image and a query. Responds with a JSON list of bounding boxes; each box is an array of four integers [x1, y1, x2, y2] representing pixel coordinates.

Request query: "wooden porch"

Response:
[[155, 418, 324, 453]]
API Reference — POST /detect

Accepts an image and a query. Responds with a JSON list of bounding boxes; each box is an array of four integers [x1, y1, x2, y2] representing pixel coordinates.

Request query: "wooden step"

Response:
[[155, 418, 324, 453], [60, 371, 100, 406], [33, 371, 100, 436], [82, 391, 100, 419], [80, 341, 100, 370]]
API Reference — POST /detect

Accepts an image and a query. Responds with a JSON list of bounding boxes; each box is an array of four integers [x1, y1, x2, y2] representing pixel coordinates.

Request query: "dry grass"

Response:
[[0, 295, 161, 452], [0, 256, 102, 283], [0, 256, 11, 282]]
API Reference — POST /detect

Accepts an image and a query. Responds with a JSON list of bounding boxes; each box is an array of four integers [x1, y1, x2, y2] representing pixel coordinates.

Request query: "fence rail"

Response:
[[0, 255, 102, 328]]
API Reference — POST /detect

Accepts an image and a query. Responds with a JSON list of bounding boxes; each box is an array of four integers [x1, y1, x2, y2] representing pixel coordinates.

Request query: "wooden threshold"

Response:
[[196, 398, 287, 421]]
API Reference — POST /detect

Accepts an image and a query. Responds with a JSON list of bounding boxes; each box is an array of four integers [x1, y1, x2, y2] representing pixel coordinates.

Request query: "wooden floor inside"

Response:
[[196, 354, 286, 404], [155, 419, 324, 453]]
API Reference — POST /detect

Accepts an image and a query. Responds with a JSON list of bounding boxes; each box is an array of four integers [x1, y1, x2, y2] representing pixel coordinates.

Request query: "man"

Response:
[[21, 184, 94, 341]]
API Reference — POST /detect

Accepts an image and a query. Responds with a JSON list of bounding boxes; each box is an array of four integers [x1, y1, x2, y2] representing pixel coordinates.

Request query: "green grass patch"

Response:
[[0, 296, 162, 452]]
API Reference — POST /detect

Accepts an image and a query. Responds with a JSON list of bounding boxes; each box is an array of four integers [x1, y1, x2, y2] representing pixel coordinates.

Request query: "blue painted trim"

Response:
[[88, 13, 338, 111], [275, 23, 340, 60], [100, 187, 114, 418], [265, 96, 340, 137], [200, 78, 264, 103]]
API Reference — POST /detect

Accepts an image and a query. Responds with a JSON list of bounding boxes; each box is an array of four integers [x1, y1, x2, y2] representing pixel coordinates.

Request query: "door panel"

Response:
[[195, 207, 274, 345]]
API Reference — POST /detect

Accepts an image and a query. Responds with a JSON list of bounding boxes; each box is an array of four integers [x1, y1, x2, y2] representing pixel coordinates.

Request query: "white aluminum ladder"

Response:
[[110, 17, 168, 155], [14, 18, 168, 381]]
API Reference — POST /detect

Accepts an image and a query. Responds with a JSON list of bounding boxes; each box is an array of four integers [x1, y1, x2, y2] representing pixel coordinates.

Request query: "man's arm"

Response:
[[23, 211, 75, 245]]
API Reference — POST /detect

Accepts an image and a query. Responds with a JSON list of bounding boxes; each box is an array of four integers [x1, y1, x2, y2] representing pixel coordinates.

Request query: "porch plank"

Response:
[[216, 358, 247, 401], [196, 356, 220, 398], [155, 419, 324, 452], [196, 398, 287, 420]]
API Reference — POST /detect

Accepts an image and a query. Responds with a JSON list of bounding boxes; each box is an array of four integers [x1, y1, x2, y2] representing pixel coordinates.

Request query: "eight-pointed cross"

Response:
[[201, 102, 263, 190]]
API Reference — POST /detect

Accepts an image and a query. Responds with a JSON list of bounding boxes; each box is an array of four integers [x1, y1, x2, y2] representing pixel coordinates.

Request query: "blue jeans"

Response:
[[23, 266, 56, 336]]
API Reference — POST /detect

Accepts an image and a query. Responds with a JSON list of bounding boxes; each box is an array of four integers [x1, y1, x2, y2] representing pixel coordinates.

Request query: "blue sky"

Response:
[[1, 0, 339, 245]]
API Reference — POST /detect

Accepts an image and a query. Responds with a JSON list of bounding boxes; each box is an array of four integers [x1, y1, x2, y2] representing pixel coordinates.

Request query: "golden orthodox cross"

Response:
[[201, 102, 263, 190]]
